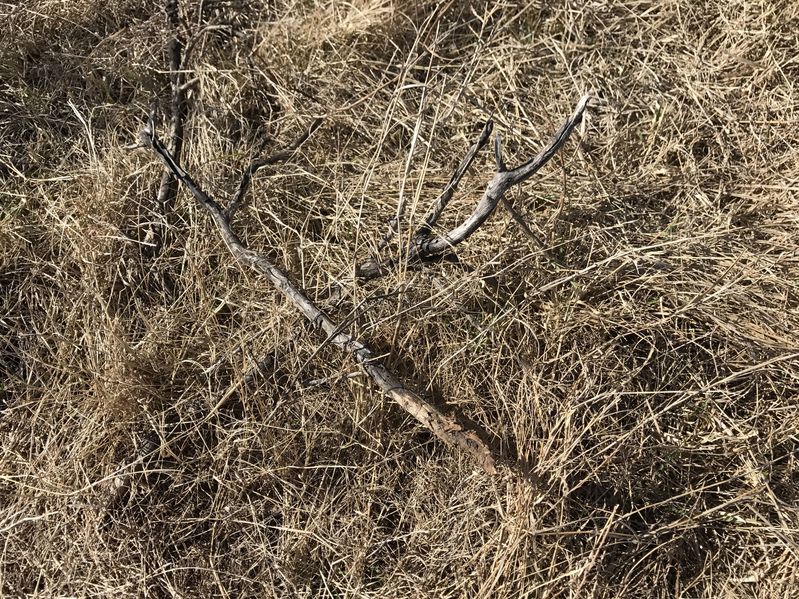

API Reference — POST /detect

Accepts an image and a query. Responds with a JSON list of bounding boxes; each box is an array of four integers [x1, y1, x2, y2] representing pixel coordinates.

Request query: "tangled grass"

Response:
[[1, 0, 798, 596]]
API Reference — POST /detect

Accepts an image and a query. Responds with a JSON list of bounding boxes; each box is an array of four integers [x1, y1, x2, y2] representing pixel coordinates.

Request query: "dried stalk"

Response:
[[148, 0, 187, 257], [357, 95, 590, 279], [139, 120, 498, 474]]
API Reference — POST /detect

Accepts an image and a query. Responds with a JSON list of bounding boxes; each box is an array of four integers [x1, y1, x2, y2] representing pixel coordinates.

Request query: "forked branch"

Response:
[[357, 95, 590, 279], [417, 119, 494, 238], [359, 120, 494, 278], [138, 120, 498, 474]]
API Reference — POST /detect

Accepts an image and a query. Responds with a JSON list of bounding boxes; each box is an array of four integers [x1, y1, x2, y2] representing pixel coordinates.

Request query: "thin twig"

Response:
[[149, 0, 187, 257], [499, 196, 566, 267], [225, 118, 323, 222], [500, 197, 545, 249]]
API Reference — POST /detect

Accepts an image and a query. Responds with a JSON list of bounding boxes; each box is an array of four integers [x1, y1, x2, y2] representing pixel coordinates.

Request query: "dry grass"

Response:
[[2, 0, 799, 596]]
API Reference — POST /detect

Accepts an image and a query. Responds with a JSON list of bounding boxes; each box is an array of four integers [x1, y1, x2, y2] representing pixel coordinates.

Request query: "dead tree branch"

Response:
[[359, 120, 495, 278], [356, 95, 590, 279], [139, 119, 498, 474]]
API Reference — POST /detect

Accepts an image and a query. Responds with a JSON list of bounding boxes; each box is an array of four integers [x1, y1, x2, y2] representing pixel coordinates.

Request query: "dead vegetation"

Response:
[[1, 0, 799, 597]]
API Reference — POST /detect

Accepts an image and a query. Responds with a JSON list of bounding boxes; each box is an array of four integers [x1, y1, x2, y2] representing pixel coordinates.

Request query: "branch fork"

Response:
[[357, 95, 590, 279]]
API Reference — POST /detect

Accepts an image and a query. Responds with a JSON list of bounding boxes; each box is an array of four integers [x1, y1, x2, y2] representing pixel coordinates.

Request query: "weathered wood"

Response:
[[139, 122, 498, 474], [149, 0, 187, 257], [357, 95, 590, 280]]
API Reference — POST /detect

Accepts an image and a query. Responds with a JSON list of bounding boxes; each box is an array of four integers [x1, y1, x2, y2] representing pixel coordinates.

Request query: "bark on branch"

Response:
[[418, 119, 495, 238], [356, 95, 590, 279], [138, 121, 498, 474]]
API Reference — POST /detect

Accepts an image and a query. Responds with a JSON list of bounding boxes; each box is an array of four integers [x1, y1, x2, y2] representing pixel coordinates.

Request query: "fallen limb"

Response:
[[138, 119, 498, 474]]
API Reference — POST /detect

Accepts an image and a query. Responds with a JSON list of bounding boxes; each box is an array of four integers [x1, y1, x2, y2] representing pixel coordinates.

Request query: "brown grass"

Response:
[[2, 0, 799, 596]]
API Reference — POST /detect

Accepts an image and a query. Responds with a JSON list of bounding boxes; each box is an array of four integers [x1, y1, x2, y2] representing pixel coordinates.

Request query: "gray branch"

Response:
[[357, 95, 590, 279], [417, 119, 495, 238], [139, 124, 498, 474], [149, 0, 187, 257]]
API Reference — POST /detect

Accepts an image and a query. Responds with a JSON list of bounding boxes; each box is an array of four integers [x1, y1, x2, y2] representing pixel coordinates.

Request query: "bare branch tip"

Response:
[[479, 119, 494, 144], [575, 94, 592, 117], [494, 133, 506, 172]]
